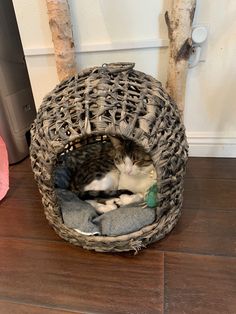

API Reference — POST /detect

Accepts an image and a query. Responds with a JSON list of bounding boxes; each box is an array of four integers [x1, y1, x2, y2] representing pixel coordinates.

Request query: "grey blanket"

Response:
[[56, 188, 157, 237]]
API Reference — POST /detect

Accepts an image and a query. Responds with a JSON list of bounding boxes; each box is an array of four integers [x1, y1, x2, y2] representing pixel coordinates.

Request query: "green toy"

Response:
[[144, 183, 158, 208]]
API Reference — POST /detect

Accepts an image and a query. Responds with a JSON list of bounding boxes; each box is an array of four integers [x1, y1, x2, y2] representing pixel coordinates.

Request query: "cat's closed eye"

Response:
[[135, 160, 152, 167], [114, 156, 122, 163]]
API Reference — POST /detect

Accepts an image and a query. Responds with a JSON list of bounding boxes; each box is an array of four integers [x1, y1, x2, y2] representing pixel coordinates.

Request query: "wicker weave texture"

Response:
[[30, 62, 188, 252]]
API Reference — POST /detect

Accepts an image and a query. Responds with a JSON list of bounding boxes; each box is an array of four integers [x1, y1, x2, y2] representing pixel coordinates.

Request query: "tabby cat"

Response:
[[54, 137, 156, 213]]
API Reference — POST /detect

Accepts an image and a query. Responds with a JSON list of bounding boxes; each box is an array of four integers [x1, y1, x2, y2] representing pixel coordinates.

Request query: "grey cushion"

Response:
[[93, 204, 156, 236], [56, 188, 157, 237], [56, 189, 100, 235]]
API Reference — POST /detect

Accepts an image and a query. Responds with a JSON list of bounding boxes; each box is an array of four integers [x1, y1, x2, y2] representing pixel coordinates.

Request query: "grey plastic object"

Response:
[[0, 0, 36, 164]]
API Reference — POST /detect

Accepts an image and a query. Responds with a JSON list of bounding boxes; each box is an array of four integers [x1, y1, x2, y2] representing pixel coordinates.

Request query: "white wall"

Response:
[[185, 0, 236, 157], [13, 0, 236, 157]]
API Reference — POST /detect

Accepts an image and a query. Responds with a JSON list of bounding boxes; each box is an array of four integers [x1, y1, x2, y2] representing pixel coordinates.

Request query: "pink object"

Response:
[[0, 136, 9, 200]]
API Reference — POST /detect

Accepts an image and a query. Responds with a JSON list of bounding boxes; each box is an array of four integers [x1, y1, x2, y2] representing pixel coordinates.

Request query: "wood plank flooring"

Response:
[[0, 157, 235, 314]]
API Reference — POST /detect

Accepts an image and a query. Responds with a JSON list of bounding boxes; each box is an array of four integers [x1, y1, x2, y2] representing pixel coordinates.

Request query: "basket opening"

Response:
[[53, 135, 161, 237]]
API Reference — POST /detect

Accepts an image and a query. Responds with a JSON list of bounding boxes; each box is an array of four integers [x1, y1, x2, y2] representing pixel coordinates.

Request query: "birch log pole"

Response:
[[46, 0, 77, 81], [165, 0, 196, 115]]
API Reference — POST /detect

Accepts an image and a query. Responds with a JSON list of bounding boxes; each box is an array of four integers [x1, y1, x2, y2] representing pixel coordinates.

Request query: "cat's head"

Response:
[[110, 137, 153, 176]]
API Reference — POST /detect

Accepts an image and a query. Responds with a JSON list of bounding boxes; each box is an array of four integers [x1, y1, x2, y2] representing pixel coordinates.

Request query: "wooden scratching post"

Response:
[[45, 0, 196, 112], [165, 0, 196, 115], [46, 0, 77, 81]]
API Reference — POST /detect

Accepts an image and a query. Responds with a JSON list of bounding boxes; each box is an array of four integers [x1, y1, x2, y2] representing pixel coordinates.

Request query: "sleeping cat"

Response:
[[54, 137, 156, 213]]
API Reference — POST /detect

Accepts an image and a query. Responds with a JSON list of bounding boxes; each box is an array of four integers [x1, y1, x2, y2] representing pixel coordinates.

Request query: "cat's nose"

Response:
[[126, 169, 132, 175]]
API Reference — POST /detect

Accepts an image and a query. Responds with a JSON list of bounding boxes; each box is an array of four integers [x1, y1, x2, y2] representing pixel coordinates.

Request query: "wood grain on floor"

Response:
[[0, 301, 78, 314], [0, 157, 235, 314], [164, 252, 236, 314], [0, 238, 164, 314]]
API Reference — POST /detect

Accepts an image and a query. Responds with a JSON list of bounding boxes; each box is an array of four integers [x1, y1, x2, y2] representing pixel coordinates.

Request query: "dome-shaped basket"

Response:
[[30, 62, 188, 253]]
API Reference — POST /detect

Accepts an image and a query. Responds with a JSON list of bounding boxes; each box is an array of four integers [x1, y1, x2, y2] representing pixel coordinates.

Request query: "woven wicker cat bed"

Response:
[[30, 62, 188, 253]]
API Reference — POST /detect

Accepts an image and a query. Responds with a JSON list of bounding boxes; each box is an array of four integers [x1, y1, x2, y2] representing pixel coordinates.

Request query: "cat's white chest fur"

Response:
[[84, 170, 119, 191], [118, 170, 156, 193]]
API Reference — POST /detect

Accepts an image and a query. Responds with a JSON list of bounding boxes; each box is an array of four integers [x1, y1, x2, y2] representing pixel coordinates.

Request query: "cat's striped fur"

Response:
[[54, 137, 155, 212]]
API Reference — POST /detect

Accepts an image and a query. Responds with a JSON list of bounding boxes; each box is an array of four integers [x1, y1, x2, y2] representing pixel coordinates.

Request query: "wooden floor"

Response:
[[0, 157, 236, 314]]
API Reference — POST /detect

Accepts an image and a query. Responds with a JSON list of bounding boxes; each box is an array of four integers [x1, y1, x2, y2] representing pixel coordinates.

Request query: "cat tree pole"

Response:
[[45, 0, 196, 111], [165, 0, 196, 115], [46, 0, 77, 81]]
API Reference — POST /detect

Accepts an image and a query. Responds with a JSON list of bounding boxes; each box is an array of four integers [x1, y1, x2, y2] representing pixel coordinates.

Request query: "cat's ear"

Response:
[[109, 136, 123, 150]]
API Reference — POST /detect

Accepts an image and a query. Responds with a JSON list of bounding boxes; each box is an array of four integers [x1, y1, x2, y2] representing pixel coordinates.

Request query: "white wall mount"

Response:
[[189, 24, 209, 68]]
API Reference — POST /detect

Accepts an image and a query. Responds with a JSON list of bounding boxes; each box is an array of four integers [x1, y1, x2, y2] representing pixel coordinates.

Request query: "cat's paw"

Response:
[[114, 194, 131, 206], [96, 203, 117, 214], [118, 193, 143, 206], [106, 198, 120, 206], [85, 200, 117, 214]]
